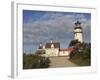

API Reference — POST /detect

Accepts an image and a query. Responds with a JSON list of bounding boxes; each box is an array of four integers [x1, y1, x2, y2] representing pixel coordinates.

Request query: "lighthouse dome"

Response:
[[74, 21, 82, 29]]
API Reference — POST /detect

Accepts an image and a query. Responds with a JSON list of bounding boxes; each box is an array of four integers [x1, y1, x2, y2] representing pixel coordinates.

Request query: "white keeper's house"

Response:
[[36, 21, 83, 57]]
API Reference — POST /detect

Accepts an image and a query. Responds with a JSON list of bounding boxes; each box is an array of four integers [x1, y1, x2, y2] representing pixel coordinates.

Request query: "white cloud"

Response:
[[23, 12, 90, 46]]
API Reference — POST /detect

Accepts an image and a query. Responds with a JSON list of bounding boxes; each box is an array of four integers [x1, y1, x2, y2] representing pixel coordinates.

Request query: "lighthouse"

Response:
[[74, 21, 83, 43]]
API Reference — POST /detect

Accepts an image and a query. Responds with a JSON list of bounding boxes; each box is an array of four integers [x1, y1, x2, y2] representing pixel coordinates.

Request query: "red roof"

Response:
[[60, 48, 75, 51]]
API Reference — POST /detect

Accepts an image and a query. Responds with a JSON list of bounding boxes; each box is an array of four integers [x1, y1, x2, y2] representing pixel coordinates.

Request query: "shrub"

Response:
[[23, 54, 50, 69]]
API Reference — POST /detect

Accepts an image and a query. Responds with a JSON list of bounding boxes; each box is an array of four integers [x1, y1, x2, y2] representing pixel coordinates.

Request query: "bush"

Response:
[[69, 40, 80, 47], [23, 54, 50, 69]]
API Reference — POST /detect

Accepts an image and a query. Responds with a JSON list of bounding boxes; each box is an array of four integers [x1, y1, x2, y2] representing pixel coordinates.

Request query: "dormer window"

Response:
[[50, 39, 53, 43], [51, 44, 54, 48], [43, 45, 45, 49]]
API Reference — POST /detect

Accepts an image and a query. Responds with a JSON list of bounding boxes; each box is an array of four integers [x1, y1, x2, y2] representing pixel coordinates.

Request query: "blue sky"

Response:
[[23, 10, 91, 54]]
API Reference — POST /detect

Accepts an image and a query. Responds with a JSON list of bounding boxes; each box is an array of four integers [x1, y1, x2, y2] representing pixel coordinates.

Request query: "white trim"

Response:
[[11, 1, 18, 78]]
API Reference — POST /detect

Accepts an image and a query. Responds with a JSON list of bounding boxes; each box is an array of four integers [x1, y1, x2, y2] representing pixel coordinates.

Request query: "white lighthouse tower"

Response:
[[74, 21, 83, 43]]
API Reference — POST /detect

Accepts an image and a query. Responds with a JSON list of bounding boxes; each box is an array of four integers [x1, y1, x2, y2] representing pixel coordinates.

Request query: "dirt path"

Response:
[[49, 56, 79, 68]]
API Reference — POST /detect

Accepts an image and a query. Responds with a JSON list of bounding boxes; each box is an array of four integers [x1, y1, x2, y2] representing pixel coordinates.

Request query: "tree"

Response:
[[69, 40, 80, 47]]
